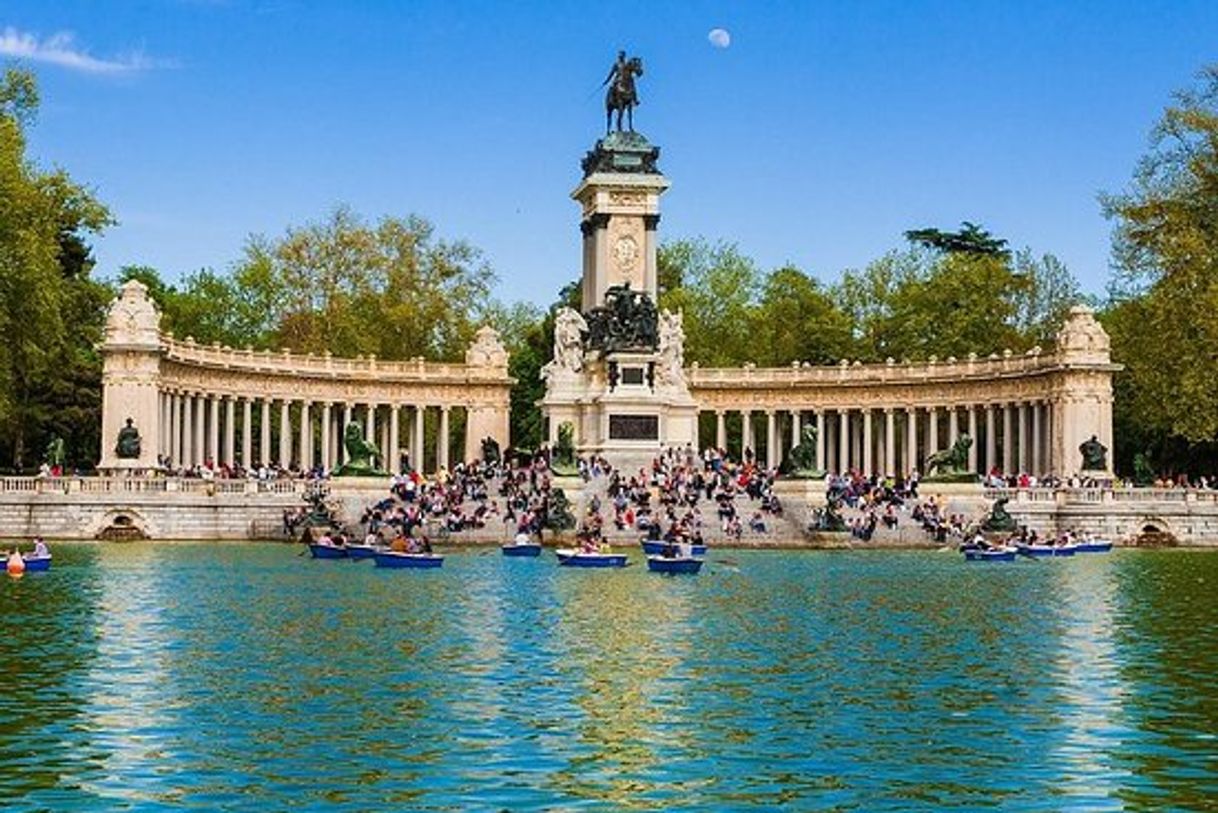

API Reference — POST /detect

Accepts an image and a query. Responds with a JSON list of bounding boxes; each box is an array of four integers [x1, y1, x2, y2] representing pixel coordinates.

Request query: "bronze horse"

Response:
[[605, 56, 643, 133]]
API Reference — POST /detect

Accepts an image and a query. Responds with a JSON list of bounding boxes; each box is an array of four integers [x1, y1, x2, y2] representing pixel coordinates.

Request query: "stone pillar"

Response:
[[181, 394, 193, 467], [365, 404, 376, 445], [193, 395, 205, 467], [207, 397, 219, 466], [259, 400, 270, 466], [342, 404, 353, 463], [224, 397, 235, 467], [278, 401, 291, 467], [389, 405, 400, 474], [242, 399, 252, 468], [320, 403, 332, 471], [414, 406, 426, 472], [438, 406, 451, 470], [1003, 404, 1013, 472], [905, 408, 917, 476], [299, 402, 311, 471], [985, 406, 995, 475], [765, 411, 776, 468], [838, 410, 849, 473], [884, 409, 895, 477], [948, 406, 959, 447], [379, 416, 390, 468], [159, 392, 168, 458], [98, 280, 163, 471], [1018, 402, 1029, 474], [815, 411, 825, 472], [715, 411, 726, 451], [928, 406, 939, 456], [741, 411, 753, 461], [967, 405, 977, 473], [170, 393, 181, 466], [790, 410, 801, 452], [862, 409, 873, 476]]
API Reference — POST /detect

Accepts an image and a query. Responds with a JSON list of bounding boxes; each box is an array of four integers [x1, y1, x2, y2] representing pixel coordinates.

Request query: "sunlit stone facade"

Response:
[[98, 280, 513, 474]]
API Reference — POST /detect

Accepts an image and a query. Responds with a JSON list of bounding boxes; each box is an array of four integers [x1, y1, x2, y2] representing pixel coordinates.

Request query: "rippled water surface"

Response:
[[2, 545, 1218, 811]]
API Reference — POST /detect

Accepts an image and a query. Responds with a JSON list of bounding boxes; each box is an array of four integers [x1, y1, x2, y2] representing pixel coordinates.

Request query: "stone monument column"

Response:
[[1053, 306, 1119, 476], [99, 280, 164, 472]]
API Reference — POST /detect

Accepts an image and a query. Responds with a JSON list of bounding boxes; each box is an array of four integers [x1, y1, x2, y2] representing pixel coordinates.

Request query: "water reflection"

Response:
[[1, 545, 1218, 810]]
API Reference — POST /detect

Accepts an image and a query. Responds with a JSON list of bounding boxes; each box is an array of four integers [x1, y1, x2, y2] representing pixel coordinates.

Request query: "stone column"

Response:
[[985, 405, 995, 475], [790, 410, 801, 452], [765, 411, 776, 468], [278, 400, 291, 467], [299, 401, 311, 471], [414, 406, 426, 472], [838, 410, 849, 473], [159, 393, 168, 458], [242, 399, 252, 468], [1032, 401, 1043, 476], [905, 408, 917, 476], [862, 409, 873, 476], [379, 416, 390, 468], [715, 411, 726, 451], [257, 400, 269, 466], [967, 405, 977, 473], [365, 404, 376, 445], [928, 406, 939, 456], [815, 411, 825, 472], [438, 406, 451, 470], [320, 403, 332, 471], [948, 405, 959, 446], [1018, 402, 1029, 474], [342, 404, 353, 464], [224, 397, 235, 467], [389, 405, 400, 474], [170, 393, 181, 466], [885, 409, 895, 477], [741, 411, 753, 461], [193, 395, 205, 467], [1001, 404, 1013, 473], [206, 397, 218, 466]]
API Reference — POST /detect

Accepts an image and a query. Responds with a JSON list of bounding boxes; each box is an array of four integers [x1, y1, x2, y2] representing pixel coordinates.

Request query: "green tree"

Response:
[[0, 66, 111, 469], [751, 265, 853, 365], [905, 221, 1011, 258], [657, 238, 761, 365], [234, 207, 495, 361], [1102, 65, 1218, 448]]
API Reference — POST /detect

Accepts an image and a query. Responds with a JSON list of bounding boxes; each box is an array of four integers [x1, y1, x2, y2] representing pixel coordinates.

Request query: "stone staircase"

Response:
[[349, 473, 808, 548]]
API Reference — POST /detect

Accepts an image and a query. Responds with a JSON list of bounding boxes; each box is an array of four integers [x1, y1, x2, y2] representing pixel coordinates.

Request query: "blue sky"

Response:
[[4, 1, 1217, 303]]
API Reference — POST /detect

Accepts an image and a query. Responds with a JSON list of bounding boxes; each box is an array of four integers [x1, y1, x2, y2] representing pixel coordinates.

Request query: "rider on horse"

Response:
[[604, 50, 643, 133]]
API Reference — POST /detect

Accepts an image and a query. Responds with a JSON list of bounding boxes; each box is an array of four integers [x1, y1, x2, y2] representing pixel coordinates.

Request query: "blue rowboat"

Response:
[[1075, 540, 1113, 553], [502, 542, 542, 557], [22, 554, 51, 572], [308, 543, 349, 560], [346, 544, 379, 560], [372, 551, 444, 569], [1016, 544, 1078, 558], [555, 549, 628, 568], [964, 548, 1017, 562], [646, 555, 703, 574], [640, 539, 707, 556]]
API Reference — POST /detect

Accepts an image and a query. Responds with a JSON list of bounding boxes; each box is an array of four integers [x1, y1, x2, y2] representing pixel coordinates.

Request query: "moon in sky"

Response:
[[708, 28, 731, 49]]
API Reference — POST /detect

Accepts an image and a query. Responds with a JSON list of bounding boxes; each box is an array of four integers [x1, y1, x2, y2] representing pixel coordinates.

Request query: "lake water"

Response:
[[1, 544, 1217, 811]]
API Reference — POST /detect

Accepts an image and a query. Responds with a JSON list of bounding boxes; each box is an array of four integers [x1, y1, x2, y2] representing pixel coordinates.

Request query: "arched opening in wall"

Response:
[[96, 512, 149, 542], [1132, 521, 1177, 548]]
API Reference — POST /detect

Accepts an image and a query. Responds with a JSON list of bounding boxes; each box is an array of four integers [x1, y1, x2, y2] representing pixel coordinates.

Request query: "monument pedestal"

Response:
[[541, 130, 694, 469]]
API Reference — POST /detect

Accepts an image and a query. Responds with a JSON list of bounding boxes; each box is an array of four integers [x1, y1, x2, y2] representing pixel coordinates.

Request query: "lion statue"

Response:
[[924, 434, 974, 481], [332, 422, 388, 477], [779, 424, 822, 478]]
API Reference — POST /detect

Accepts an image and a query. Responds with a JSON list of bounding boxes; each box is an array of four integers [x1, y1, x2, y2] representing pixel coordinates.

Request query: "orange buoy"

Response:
[[6, 551, 25, 576]]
